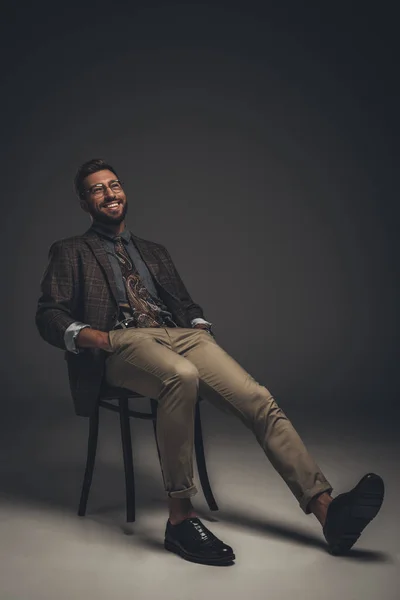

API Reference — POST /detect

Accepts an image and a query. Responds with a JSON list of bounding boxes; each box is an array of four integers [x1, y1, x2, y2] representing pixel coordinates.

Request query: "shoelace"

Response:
[[186, 518, 221, 546]]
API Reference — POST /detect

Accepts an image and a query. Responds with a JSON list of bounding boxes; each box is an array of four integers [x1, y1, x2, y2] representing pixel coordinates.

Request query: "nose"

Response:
[[104, 185, 116, 199]]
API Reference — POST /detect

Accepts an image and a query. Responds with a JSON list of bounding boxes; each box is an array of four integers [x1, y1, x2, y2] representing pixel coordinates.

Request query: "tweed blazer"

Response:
[[35, 227, 206, 417]]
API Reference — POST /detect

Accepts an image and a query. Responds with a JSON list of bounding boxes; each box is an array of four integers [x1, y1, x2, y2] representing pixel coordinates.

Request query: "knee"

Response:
[[169, 362, 200, 386], [252, 388, 286, 423]]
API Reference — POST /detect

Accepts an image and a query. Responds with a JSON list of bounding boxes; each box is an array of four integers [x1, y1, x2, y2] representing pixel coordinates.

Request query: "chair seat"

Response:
[[100, 383, 204, 402]]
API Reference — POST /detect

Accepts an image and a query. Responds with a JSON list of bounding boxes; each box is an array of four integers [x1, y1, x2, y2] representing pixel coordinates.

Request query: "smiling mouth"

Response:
[[103, 201, 122, 211]]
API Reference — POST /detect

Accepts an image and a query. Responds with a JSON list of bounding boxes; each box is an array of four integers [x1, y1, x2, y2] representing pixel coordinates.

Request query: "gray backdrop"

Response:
[[2, 3, 399, 424]]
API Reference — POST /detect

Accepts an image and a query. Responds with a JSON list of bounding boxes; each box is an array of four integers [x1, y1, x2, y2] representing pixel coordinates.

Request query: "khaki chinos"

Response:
[[104, 327, 332, 513]]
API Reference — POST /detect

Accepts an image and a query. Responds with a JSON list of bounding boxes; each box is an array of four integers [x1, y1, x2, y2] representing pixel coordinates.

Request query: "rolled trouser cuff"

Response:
[[167, 484, 198, 499], [300, 481, 333, 514]]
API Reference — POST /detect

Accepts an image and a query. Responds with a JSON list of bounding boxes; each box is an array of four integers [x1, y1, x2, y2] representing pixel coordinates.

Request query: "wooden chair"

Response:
[[78, 384, 219, 522]]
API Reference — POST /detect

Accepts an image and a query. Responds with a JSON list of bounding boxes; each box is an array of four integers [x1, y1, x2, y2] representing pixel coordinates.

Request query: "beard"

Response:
[[91, 200, 129, 226]]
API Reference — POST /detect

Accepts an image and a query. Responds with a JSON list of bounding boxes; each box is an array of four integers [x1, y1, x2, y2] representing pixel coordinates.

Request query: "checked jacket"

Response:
[[35, 227, 207, 416]]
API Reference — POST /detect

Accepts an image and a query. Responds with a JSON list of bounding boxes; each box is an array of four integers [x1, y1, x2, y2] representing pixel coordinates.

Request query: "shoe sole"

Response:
[[164, 539, 235, 565], [328, 474, 384, 555]]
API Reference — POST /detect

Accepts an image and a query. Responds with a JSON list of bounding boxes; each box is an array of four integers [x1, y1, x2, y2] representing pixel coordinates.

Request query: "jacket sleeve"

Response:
[[35, 241, 82, 351], [160, 245, 208, 322]]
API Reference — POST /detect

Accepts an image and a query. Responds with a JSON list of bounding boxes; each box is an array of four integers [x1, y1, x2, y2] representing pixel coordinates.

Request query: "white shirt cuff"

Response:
[[64, 322, 91, 354], [191, 318, 212, 327]]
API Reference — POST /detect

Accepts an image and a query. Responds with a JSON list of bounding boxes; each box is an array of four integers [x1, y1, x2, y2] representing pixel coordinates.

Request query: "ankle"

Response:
[[309, 492, 333, 527], [168, 497, 197, 525], [169, 509, 197, 526]]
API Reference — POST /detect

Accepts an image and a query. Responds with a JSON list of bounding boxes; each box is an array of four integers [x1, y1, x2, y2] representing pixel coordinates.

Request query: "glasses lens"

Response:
[[87, 181, 122, 197], [90, 185, 105, 198]]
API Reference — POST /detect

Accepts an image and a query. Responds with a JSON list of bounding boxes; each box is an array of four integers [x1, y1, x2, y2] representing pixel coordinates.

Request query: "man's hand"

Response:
[[76, 328, 113, 351], [102, 331, 114, 352]]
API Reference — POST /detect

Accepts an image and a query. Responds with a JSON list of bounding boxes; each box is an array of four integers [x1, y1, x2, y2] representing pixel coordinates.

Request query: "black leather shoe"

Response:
[[164, 517, 235, 565], [323, 473, 384, 555]]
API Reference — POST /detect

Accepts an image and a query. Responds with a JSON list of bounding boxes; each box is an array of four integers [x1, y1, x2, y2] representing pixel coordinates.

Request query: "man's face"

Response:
[[80, 169, 128, 226]]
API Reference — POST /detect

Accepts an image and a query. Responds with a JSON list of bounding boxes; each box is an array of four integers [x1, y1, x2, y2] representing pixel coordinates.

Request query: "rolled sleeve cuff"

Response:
[[191, 318, 212, 328], [64, 322, 91, 354]]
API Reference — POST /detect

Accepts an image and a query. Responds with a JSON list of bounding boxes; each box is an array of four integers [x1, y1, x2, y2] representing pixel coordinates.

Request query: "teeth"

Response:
[[106, 203, 119, 208]]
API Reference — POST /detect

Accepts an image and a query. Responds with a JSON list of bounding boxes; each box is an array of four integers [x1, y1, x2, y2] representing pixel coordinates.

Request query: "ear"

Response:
[[80, 199, 89, 213]]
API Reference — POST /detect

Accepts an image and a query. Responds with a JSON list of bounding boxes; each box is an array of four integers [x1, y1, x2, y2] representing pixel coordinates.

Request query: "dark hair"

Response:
[[74, 158, 119, 198]]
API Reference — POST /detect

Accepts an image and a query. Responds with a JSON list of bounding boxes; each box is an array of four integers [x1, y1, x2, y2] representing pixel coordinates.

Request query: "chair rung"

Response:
[[98, 399, 154, 420], [128, 410, 154, 420], [101, 392, 143, 399]]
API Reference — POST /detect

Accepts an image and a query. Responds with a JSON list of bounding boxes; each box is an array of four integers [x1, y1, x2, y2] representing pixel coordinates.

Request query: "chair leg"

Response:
[[150, 398, 171, 495], [195, 401, 219, 511], [78, 405, 100, 517], [150, 399, 162, 467], [119, 398, 135, 522]]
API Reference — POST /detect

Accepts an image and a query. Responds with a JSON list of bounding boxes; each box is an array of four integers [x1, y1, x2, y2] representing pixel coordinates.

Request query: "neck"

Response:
[[92, 219, 126, 236]]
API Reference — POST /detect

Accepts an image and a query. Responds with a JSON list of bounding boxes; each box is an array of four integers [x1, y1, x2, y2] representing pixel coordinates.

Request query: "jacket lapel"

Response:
[[82, 230, 120, 307]]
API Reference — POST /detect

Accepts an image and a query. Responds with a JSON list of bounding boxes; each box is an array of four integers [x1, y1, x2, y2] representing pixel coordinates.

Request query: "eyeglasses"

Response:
[[85, 179, 124, 199]]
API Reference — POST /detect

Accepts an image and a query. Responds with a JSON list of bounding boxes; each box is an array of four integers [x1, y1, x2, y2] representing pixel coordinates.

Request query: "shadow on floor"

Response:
[[209, 507, 392, 563]]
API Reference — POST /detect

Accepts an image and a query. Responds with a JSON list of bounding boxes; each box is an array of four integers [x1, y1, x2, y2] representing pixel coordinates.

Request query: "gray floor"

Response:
[[0, 400, 399, 600]]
